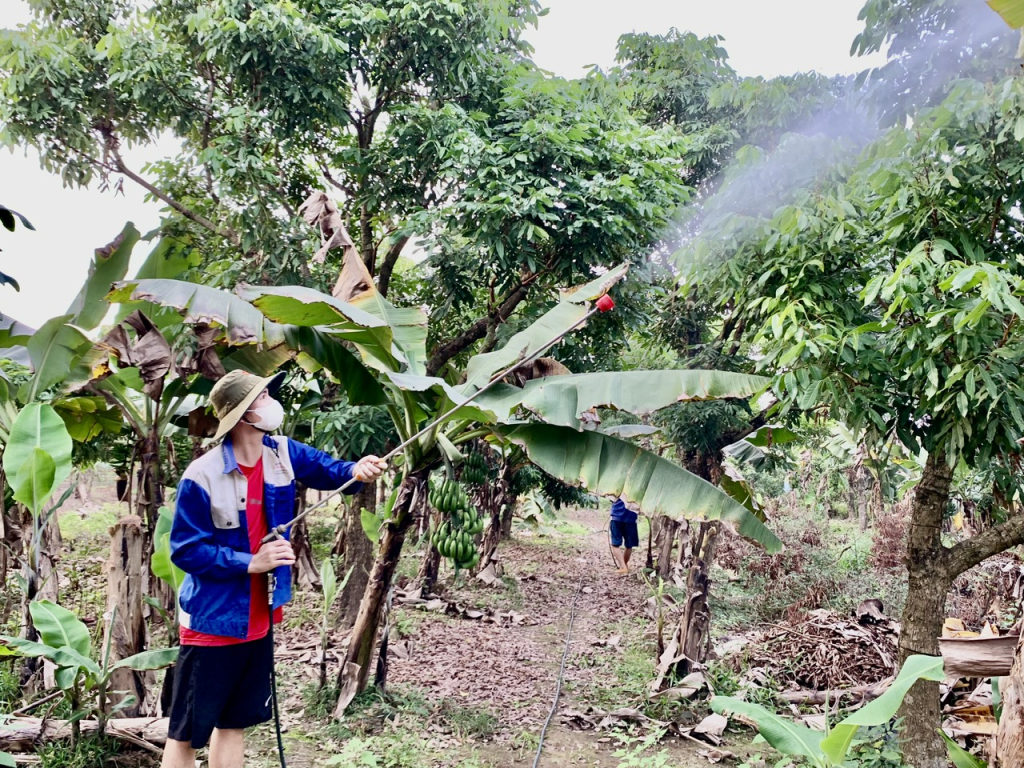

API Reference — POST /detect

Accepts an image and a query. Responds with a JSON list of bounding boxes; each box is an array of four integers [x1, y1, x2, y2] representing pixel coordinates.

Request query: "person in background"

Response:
[[161, 369, 386, 768], [609, 497, 639, 574]]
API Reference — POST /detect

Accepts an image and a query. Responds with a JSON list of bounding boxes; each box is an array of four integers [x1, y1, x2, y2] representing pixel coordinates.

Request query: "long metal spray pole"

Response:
[[261, 296, 615, 544]]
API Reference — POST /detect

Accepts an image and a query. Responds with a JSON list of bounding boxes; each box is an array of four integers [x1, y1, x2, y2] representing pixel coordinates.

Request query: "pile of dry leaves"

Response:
[[725, 606, 898, 691]]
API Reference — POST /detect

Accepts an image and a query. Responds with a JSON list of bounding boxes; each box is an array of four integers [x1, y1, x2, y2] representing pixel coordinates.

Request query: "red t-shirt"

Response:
[[180, 459, 283, 646]]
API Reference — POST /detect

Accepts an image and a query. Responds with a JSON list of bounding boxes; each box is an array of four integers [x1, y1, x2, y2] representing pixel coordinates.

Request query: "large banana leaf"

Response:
[[29, 600, 91, 657], [990, 0, 1024, 28], [462, 303, 588, 392], [13, 448, 56, 517], [108, 279, 286, 347], [65, 223, 139, 330], [560, 263, 630, 303], [504, 423, 782, 552], [239, 284, 427, 375], [819, 654, 945, 763], [112, 647, 179, 671], [22, 315, 92, 401], [383, 372, 499, 425], [2, 403, 73, 514], [283, 326, 387, 406], [477, 370, 769, 427], [710, 696, 825, 760], [461, 264, 630, 392]]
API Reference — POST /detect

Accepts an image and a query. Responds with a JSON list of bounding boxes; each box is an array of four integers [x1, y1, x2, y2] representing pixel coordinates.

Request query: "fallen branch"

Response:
[[780, 678, 894, 706], [0, 717, 168, 751]]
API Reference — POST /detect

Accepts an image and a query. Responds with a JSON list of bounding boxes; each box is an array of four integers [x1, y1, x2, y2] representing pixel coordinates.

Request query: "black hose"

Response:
[[268, 577, 287, 768], [531, 578, 584, 768]]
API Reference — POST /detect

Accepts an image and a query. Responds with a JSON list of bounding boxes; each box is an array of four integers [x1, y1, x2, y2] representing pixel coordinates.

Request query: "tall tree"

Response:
[[693, 76, 1024, 767]]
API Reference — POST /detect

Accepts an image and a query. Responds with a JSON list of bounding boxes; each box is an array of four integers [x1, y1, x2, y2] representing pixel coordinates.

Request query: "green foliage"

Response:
[[507, 424, 782, 552], [152, 506, 185, 596], [711, 655, 944, 767], [698, 75, 1024, 478], [0, 600, 177, 724], [2, 403, 73, 516]]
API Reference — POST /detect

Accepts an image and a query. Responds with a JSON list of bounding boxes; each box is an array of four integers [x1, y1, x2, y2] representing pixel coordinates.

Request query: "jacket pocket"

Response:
[[209, 476, 243, 530]]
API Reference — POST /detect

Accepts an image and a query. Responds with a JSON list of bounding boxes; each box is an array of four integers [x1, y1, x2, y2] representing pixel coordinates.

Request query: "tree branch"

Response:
[[106, 139, 239, 247], [946, 513, 1024, 577], [426, 283, 533, 376], [376, 234, 410, 298]]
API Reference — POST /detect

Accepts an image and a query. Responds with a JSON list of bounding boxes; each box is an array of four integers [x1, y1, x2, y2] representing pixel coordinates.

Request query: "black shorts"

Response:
[[167, 633, 273, 749], [610, 519, 639, 549]]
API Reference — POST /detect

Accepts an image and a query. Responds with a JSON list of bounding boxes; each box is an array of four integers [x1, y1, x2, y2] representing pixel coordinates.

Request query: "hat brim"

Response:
[[212, 371, 287, 441]]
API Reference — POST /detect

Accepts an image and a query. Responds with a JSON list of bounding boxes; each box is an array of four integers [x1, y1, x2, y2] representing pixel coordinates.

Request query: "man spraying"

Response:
[[161, 370, 386, 768], [609, 497, 639, 574]]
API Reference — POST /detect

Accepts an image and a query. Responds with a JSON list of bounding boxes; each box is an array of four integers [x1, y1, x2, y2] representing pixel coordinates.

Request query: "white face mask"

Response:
[[246, 398, 285, 432]]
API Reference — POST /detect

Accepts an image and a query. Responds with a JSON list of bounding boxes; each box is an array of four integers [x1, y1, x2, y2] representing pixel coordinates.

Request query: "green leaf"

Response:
[[109, 279, 285, 347], [13, 448, 56, 517], [111, 647, 179, 671], [462, 302, 587, 392], [21, 315, 92, 400], [152, 507, 186, 594], [478, 370, 768, 427], [821, 655, 945, 763], [321, 558, 338, 608], [560, 263, 630, 303], [3, 404, 73, 513], [360, 508, 381, 544], [710, 697, 825, 760], [51, 646, 101, 677], [65, 223, 140, 330], [0, 750, 16, 767], [940, 731, 987, 768], [282, 326, 387, 406], [989, 0, 1024, 29], [29, 601, 92, 658], [0, 636, 61, 660], [505, 424, 782, 552]]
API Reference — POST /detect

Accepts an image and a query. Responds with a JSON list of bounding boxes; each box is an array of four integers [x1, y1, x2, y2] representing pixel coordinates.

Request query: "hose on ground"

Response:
[[531, 578, 584, 768]]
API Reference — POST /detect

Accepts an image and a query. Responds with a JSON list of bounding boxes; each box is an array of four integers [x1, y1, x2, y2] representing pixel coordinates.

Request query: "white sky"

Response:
[[0, 0, 886, 327]]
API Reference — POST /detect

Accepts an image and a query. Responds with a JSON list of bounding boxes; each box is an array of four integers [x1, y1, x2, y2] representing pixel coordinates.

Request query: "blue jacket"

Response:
[[170, 434, 362, 639]]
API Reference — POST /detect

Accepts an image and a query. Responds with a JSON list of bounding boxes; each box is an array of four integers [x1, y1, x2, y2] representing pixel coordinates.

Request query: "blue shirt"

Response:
[[170, 434, 362, 639], [610, 498, 637, 523]]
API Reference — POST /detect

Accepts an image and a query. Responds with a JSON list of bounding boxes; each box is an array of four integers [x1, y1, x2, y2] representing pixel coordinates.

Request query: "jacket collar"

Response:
[[220, 434, 277, 474]]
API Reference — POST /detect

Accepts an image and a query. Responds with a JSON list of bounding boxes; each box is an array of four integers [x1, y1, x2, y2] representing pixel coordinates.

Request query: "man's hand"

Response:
[[248, 540, 295, 574], [354, 455, 387, 482]]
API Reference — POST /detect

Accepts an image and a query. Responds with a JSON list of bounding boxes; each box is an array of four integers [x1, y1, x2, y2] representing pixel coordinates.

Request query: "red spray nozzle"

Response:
[[596, 294, 615, 313]]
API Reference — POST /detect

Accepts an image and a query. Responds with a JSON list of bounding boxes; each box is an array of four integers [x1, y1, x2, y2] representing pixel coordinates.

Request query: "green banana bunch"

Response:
[[428, 475, 486, 569], [462, 451, 490, 486]]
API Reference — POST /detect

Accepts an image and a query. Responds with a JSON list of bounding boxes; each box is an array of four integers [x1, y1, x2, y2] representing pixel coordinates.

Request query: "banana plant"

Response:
[[318, 558, 352, 690], [710, 655, 945, 767], [109, 260, 781, 711], [0, 600, 177, 741]]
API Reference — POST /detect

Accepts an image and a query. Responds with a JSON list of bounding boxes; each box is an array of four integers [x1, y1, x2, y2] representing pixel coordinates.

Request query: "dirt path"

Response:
[[247, 508, 728, 767]]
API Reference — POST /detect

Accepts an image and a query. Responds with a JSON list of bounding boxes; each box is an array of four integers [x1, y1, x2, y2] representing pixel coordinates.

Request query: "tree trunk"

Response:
[[673, 521, 720, 678], [898, 450, 955, 768], [998, 627, 1024, 766], [417, 506, 442, 596], [479, 460, 512, 569], [290, 483, 320, 591], [334, 471, 425, 716], [654, 516, 679, 580], [335, 481, 376, 630], [105, 516, 151, 717]]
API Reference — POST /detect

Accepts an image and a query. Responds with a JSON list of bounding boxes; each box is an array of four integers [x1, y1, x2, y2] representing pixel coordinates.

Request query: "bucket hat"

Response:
[[209, 369, 286, 441]]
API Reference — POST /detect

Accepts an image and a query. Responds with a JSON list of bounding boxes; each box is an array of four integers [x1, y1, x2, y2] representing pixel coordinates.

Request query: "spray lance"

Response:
[[260, 291, 616, 547], [260, 292, 614, 768]]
